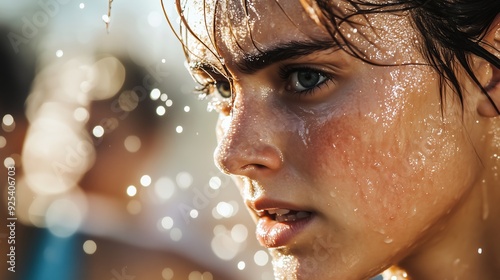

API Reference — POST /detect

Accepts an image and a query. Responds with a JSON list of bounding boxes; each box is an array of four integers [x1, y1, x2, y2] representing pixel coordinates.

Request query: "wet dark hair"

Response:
[[164, 0, 500, 113]]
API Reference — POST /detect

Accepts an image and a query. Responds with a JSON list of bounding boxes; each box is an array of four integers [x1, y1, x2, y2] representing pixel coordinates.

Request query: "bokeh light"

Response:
[[92, 125, 104, 138], [0, 1, 273, 279], [124, 135, 141, 153], [126, 185, 137, 197], [154, 177, 176, 201], [83, 240, 97, 255], [150, 88, 161, 100], [0, 136, 6, 148], [140, 175, 152, 187], [176, 172, 193, 189], [254, 250, 270, 267], [45, 198, 86, 238]]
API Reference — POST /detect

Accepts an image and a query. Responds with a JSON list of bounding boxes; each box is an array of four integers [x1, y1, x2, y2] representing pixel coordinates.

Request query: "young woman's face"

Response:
[[186, 1, 484, 279]]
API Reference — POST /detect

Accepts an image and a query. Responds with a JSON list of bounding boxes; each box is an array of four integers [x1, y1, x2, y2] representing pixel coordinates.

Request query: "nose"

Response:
[[214, 92, 283, 178]]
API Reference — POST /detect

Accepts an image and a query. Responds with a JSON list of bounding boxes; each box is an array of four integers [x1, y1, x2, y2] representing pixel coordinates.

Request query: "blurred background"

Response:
[[0, 1, 273, 279]]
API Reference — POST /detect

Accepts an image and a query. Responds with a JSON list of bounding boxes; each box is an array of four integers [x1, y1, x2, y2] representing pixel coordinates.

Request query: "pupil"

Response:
[[217, 82, 231, 98], [297, 71, 319, 88]]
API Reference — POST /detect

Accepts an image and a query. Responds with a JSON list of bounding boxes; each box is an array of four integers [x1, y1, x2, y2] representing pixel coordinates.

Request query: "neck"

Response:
[[398, 171, 500, 280]]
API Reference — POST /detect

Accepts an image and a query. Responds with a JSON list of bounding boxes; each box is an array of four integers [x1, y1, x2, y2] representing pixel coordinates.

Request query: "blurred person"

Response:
[[0, 44, 234, 279], [0, 24, 36, 278]]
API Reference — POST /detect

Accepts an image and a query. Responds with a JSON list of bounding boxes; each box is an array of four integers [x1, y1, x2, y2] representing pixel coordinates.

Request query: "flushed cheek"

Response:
[[303, 70, 476, 231]]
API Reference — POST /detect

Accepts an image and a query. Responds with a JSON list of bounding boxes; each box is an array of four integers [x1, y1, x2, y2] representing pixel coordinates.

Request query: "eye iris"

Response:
[[297, 71, 320, 89], [216, 82, 231, 98]]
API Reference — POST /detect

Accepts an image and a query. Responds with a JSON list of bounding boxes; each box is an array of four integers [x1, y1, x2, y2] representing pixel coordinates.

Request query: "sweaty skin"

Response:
[[181, 1, 500, 279]]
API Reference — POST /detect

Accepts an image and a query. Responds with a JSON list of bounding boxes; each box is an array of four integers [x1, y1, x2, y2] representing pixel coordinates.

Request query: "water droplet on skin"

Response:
[[481, 180, 489, 220], [272, 254, 298, 280], [478, 248, 483, 255], [384, 237, 393, 244], [411, 206, 417, 216], [340, 252, 348, 264]]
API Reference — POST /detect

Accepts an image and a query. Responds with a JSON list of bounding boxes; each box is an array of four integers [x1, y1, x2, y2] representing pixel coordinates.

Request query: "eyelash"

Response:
[[278, 65, 334, 96], [194, 78, 233, 114], [193, 65, 334, 114]]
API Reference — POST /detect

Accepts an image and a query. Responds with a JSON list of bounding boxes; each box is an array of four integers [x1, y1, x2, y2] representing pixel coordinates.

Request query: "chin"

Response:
[[270, 249, 382, 280], [270, 250, 339, 280]]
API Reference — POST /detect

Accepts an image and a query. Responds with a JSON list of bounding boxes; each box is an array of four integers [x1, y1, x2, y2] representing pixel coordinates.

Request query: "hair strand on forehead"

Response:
[[299, 0, 500, 114], [165, 0, 500, 113]]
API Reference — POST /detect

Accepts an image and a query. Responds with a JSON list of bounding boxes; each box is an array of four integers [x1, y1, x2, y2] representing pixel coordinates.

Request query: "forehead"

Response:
[[183, 0, 324, 63], [182, 0, 420, 68]]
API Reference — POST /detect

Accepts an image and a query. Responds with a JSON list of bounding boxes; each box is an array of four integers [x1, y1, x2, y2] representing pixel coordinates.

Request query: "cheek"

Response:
[[305, 67, 480, 230]]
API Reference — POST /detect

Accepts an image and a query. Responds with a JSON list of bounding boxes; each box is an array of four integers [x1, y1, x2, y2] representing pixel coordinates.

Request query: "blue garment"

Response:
[[18, 228, 83, 280]]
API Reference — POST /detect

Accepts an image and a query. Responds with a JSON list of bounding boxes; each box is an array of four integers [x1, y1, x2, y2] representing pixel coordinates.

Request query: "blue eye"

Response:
[[282, 67, 330, 94]]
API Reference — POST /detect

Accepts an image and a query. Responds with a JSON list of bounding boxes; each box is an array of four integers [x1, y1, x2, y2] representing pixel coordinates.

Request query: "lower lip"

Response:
[[256, 215, 314, 248]]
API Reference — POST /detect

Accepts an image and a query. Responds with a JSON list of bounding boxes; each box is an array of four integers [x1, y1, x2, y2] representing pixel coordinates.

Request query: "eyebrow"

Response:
[[191, 39, 339, 77], [235, 39, 339, 74]]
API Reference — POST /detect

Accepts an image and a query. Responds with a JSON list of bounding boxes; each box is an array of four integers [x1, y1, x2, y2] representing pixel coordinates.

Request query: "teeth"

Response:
[[268, 209, 311, 222], [276, 214, 294, 222], [268, 209, 291, 215]]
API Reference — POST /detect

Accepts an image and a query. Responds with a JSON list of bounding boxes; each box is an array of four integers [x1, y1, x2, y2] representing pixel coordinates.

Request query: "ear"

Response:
[[477, 15, 500, 117]]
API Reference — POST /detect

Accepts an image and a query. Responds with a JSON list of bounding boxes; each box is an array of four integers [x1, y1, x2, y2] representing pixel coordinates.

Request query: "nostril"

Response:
[[255, 164, 267, 169], [239, 163, 267, 173]]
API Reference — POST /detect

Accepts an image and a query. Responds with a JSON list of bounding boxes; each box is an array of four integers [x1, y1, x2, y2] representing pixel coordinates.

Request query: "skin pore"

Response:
[[171, 1, 500, 279]]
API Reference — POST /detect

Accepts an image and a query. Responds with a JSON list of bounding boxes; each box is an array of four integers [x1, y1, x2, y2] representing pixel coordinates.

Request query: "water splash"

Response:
[[103, 0, 113, 32]]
